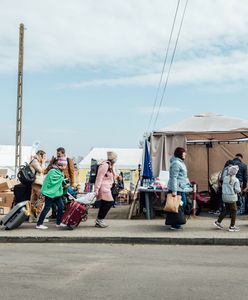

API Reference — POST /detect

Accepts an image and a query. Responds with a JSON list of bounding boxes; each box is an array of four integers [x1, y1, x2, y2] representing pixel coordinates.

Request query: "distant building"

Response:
[[78, 148, 143, 190]]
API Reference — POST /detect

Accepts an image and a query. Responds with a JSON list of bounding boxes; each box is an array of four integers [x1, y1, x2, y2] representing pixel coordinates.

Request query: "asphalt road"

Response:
[[0, 244, 248, 300]]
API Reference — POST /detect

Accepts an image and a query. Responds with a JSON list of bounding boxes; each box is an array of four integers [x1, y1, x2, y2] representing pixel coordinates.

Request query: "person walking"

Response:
[[166, 147, 191, 230], [45, 147, 75, 219], [36, 157, 69, 229], [222, 153, 247, 214], [94, 151, 118, 228], [29, 150, 46, 222], [214, 165, 241, 232], [223, 153, 247, 190]]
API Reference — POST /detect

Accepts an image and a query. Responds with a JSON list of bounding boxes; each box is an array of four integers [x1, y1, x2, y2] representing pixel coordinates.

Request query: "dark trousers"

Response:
[[218, 202, 237, 227], [37, 196, 64, 226], [97, 200, 113, 220]]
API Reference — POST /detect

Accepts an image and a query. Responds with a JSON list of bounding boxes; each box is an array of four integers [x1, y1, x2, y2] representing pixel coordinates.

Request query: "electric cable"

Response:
[[146, 0, 181, 133], [153, 0, 189, 128]]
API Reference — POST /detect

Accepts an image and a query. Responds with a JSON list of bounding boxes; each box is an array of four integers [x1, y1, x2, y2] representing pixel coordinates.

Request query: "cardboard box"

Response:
[[0, 191, 14, 207], [10, 178, 19, 186], [0, 206, 11, 215], [0, 178, 15, 192], [0, 169, 8, 177]]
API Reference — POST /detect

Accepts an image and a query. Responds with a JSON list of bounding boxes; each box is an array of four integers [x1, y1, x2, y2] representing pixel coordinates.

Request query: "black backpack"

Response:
[[17, 162, 36, 186], [89, 159, 110, 184]]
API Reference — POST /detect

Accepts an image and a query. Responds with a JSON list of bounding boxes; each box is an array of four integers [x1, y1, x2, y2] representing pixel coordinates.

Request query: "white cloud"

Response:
[[1, 0, 248, 87]]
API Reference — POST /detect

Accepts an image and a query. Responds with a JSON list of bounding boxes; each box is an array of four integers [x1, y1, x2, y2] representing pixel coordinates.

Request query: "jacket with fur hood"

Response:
[[222, 175, 241, 203]]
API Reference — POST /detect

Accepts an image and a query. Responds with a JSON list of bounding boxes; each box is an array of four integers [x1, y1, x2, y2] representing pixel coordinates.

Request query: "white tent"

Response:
[[78, 148, 143, 170], [0, 145, 33, 177], [151, 113, 248, 190]]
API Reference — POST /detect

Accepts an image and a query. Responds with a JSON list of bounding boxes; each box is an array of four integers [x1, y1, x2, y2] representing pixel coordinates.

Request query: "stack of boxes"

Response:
[[0, 169, 19, 215]]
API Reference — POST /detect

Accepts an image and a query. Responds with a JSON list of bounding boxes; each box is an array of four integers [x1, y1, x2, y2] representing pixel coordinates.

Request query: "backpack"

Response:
[[89, 159, 110, 184], [17, 162, 36, 185]]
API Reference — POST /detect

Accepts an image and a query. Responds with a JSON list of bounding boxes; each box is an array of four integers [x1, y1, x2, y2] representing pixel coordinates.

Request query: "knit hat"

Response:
[[107, 151, 118, 161], [57, 157, 68, 166], [228, 165, 239, 176]]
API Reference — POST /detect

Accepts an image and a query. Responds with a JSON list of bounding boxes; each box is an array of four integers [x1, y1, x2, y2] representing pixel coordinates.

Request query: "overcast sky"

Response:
[[1, 0, 248, 159]]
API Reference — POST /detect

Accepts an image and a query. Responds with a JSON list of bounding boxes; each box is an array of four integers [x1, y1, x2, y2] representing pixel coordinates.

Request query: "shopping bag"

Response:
[[163, 194, 181, 213], [165, 206, 186, 226]]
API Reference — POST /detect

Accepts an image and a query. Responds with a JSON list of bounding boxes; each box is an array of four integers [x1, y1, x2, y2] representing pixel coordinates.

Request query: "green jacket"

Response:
[[41, 168, 64, 198]]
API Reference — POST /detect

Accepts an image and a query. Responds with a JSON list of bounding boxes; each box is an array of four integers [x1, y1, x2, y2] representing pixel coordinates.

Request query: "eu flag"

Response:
[[142, 139, 153, 180]]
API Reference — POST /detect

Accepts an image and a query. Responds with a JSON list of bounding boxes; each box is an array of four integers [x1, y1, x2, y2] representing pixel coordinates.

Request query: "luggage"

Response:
[[165, 206, 186, 226], [13, 183, 32, 206], [61, 201, 87, 229], [0, 201, 31, 230]]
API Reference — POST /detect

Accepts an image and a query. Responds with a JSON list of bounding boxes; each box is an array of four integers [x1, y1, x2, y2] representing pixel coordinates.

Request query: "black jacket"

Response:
[[224, 158, 248, 189]]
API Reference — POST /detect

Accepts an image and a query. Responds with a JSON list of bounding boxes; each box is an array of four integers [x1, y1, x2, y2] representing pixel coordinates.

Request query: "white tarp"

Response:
[[154, 113, 248, 141], [78, 148, 143, 170]]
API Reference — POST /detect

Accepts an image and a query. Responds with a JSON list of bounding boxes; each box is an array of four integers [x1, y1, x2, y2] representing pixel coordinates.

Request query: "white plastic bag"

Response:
[[76, 192, 96, 205]]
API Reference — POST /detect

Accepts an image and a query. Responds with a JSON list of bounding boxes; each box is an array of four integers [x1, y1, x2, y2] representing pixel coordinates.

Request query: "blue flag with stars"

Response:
[[142, 139, 153, 180]]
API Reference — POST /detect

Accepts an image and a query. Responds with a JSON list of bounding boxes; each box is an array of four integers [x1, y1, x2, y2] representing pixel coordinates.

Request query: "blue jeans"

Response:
[[177, 191, 187, 209], [37, 196, 64, 226]]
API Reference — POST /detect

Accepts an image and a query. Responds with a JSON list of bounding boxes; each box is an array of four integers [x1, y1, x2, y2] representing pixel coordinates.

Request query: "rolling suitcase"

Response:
[[61, 201, 87, 229], [13, 183, 32, 206], [0, 201, 31, 230]]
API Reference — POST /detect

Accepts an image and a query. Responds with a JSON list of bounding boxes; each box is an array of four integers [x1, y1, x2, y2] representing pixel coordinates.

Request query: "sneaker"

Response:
[[95, 219, 109, 228], [55, 223, 67, 228], [36, 225, 48, 230], [213, 210, 220, 215], [170, 226, 182, 230], [229, 226, 240, 232], [213, 221, 224, 230]]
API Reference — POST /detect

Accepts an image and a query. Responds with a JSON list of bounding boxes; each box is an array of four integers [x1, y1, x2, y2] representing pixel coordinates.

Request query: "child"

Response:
[[36, 157, 69, 229], [214, 165, 241, 232]]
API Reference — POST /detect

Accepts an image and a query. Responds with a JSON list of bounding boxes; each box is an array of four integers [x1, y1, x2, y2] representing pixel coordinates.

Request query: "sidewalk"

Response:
[[1, 212, 248, 245]]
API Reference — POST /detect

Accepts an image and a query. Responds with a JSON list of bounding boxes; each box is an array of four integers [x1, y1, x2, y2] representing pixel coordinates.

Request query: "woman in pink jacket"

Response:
[[94, 151, 117, 228]]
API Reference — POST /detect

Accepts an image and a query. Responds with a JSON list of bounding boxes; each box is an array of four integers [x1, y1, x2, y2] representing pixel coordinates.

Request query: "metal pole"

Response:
[[15, 23, 24, 175]]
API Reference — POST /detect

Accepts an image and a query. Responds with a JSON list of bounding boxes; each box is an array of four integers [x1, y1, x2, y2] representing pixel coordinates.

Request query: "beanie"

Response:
[[228, 165, 239, 176], [107, 151, 118, 161], [57, 157, 68, 167]]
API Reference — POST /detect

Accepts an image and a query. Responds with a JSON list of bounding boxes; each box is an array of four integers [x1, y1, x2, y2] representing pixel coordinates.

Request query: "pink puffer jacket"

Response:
[[94, 161, 115, 201]]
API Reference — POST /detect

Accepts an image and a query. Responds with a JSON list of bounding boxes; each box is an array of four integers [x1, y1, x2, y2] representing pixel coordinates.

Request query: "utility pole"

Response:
[[15, 23, 24, 174]]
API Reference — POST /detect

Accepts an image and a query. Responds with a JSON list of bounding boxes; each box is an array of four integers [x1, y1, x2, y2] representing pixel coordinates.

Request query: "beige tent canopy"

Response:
[[151, 113, 248, 190]]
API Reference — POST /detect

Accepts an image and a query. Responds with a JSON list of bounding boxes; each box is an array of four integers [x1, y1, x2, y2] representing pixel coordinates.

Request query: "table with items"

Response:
[[138, 187, 168, 220]]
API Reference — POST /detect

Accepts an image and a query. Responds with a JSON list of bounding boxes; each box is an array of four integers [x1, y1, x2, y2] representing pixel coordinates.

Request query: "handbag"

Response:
[[165, 206, 186, 226], [163, 194, 181, 213], [111, 181, 119, 196]]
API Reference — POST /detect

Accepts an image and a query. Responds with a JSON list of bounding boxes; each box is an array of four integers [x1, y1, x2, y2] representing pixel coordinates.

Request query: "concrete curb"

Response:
[[1, 236, 248, 245]]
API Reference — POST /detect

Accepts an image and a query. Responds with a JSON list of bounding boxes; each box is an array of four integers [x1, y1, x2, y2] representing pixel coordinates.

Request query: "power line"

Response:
[[146, 0, 181, 133], [153, 0, 189, 128]]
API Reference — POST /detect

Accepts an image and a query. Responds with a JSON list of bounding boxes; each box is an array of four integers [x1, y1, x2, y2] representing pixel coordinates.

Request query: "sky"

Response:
[[1, 0, 248, 160]]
